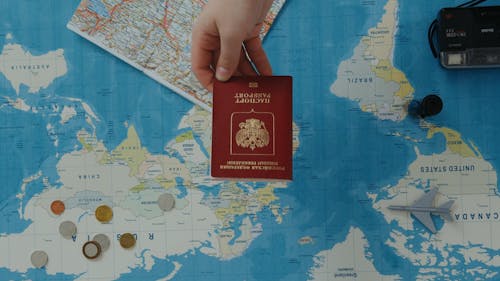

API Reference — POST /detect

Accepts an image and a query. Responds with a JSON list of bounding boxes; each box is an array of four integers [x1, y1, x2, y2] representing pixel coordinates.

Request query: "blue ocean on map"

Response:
[[1, 0, 500, 280]]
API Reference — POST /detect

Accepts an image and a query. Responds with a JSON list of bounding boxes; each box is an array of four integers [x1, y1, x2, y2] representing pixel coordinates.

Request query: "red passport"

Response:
[[211, 76, 293, 180]]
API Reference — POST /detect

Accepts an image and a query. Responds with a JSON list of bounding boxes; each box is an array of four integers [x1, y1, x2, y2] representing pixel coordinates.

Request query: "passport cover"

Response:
[[211, 76, 293, 180]]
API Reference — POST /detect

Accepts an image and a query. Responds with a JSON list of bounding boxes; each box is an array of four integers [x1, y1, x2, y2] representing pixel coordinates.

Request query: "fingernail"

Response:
[[216, 66, 230, 81]]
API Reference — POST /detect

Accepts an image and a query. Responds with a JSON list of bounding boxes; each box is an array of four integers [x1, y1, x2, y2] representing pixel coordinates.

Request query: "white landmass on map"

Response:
[[60, 106, 77, 124], [0, 44, 67, 93], [370, 124, 500, 279], [308, 227, 401, 281], [3, 96, 31, 111], [298, 236, 314, 245], [0, 105, 295, 279], [46, 123, 59, 147], [0, 127, 220, 279], [330, 0, 413, 121], [66, 97, 100, 128], [178, 106, 212, 151], [158, 261, 182, 281]]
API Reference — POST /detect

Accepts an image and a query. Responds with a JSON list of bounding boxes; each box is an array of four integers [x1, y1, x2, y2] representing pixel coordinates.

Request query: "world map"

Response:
[[1, 0, 500, 280]]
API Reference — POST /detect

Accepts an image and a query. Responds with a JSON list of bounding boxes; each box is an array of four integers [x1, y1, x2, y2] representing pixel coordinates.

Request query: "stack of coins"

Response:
[[81, 234, 111, 260], [95, 205, 113, 223], [119, 233, 136, 249], [82, 241, 101, 260]]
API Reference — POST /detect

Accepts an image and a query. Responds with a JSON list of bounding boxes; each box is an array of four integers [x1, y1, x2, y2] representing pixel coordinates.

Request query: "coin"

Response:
[[30, 250, 48, 268], [95, 205, 113, 223], [50, 200, 65, 215], [158, 193, 175, 212], [82, 241, 101, 260], [59, 221, 77, 239], [93, 234, 110, 252], [119, 233, 136, 249]]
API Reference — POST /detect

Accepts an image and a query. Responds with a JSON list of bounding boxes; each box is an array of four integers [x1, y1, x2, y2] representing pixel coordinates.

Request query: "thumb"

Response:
[[216, 34, 243, 81]]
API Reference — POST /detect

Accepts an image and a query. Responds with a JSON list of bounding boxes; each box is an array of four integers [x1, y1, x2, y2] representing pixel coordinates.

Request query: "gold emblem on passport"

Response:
[[249, 82, 258, 88], [235, 118, 269, 150], [230, 110, 275, 155]]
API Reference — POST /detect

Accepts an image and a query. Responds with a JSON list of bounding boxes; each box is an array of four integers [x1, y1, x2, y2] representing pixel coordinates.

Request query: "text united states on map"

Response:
[[67, 0, 286, 111]]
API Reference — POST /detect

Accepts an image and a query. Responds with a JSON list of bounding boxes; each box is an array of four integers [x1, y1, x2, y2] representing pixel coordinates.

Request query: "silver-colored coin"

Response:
[[158, 193, 176, 212], [31, 250, 48, 268], [59, 221, 77, 239], [93, 234, 110, 252]]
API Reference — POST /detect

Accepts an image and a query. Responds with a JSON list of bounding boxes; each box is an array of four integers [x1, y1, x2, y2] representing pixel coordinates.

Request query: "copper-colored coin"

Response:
[[82, 241, 101, 260], [95, 205, 113, 223], [50, 200, 65, 215], [119, 233, 136, 249]]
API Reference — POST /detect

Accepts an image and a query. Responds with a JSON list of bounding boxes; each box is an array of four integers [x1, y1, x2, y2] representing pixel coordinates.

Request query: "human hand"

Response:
[[191, 0, 273, 92]]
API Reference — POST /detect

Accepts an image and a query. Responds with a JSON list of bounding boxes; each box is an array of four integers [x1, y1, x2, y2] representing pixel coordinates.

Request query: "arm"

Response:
[[191, 0, 274, 92]]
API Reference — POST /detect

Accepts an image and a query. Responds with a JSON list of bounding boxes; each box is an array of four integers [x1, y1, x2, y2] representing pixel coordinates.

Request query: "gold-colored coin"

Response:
[[95, 205, 113, 223], [119, 233, 136, 249]]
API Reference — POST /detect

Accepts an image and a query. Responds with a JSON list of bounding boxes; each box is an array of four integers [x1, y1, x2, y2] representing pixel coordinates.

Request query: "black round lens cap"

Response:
[[420, 95, 443, 117]]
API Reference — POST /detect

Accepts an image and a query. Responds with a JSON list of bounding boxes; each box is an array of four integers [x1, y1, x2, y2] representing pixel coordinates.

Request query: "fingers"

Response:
[[258, 0, 274, 23], [191, 26, 219, 91], [244, 36, 272, 76], [216, 32, 245, 81], [192, 33, 272, 92], [216, 42, 258, 77]]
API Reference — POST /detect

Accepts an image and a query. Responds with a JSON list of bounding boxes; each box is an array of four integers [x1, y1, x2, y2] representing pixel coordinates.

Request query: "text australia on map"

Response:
[[3, 0, 500, 280]]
